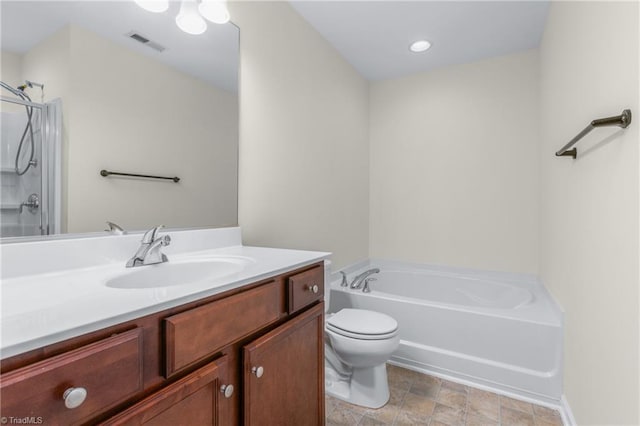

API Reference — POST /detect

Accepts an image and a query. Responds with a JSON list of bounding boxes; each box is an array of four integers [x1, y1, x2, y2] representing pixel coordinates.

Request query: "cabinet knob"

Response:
[[63, 387, 87, 409], [251, 366, 264, 378], [220, 384, 234, 398], [308, 284, 319, 294]]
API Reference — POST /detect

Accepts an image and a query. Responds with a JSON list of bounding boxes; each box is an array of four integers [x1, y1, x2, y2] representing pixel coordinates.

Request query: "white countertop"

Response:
[[0, 228, 330, 359]]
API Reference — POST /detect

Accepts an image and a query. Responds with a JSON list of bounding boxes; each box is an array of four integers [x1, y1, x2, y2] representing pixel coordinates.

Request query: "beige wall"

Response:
[[1, 50, 23, 89], [17, 25, 238, 233], [0, 51, 24, 115], [539, 2, 639, 424], [231, 2, 370, 269], [369, 50, 540, 274]]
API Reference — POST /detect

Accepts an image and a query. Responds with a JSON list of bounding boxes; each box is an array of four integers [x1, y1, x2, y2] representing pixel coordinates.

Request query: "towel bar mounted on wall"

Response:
[[100, 169, 180, 183], [555, 109, 632, 159]]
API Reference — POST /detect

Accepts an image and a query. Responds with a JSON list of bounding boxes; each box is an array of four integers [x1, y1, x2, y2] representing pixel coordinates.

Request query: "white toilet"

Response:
[[324, 266, 400, 408]]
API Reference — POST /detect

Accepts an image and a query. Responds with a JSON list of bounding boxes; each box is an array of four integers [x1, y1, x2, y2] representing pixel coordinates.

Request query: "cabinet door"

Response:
[[102, 355, 232, 426], [243, 303, 324, 426]]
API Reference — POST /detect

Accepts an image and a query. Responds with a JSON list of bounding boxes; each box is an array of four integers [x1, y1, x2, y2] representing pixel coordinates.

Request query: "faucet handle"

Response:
[[339, 271, 348, 287], [105, 221, 126, 235], [159, 234, 171, 246], [363, 277, 376, 293], [141, 225, 164, 243]]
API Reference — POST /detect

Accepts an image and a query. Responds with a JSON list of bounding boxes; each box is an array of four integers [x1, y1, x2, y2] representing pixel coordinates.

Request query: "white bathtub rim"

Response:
[[371, 258, 539, 286], [330, 282, 561, 327], [330, 258, 539, 287], [332, 259, 563, 326]]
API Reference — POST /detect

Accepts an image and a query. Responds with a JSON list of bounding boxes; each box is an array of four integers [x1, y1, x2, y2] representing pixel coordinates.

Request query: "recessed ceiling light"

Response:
[[409, 40, 432, 53]]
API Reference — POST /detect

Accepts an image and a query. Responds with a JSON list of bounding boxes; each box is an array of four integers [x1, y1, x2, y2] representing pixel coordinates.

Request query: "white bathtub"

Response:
[[329, 260, 563, 403]]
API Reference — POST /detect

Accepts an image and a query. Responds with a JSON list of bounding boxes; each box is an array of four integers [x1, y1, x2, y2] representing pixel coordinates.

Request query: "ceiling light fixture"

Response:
[[409, 40, 432, 53], [199, 0, 230, 25], [176, 0, 208, 35], [133, 0, 169, 13]]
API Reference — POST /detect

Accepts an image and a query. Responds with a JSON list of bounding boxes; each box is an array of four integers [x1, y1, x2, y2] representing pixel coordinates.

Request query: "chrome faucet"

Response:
[[126, 225, 171, 268], [350, 268, 380, 289]]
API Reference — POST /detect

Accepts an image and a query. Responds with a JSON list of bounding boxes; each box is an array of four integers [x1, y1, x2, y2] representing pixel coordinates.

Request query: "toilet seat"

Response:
[[326, 309, 398, 340]]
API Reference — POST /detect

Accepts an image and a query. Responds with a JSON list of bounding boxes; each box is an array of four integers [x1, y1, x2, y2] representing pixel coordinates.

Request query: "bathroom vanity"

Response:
[[0, 228, 328, 425]]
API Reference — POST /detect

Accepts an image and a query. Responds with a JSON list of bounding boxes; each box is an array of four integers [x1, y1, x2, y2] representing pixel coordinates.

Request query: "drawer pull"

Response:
[[307, 284, 319, 294], [63, 387, 87, 409], [220, 384, 234, 398], [251, 366, 264, 378]]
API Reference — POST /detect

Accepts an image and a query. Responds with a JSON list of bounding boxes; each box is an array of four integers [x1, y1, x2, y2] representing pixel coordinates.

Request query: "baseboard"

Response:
[[559, 394, 576, 426]]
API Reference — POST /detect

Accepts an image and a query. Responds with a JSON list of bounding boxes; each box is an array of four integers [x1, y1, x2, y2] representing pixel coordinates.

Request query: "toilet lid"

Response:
[[326, 309, 398, 338]]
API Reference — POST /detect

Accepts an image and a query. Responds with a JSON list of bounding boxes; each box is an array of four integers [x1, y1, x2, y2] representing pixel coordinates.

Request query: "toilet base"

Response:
[[325, 363, 390, 409]]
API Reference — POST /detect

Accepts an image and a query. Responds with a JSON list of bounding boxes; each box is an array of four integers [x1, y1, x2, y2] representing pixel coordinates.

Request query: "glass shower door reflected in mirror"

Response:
[[0, 89, 60, 238]]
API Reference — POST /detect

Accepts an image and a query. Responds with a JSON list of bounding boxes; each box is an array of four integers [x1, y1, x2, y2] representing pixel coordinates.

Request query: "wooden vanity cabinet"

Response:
[[244, 303, 324, 426], [0, 329, 144, 425], [0, 262, 324, 426], [164, 280, 285, 378], [100, 355, 230, 426]]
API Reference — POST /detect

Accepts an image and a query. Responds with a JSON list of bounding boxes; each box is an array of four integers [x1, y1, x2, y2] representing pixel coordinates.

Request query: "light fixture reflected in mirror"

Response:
[[176, 0, 208, 35], [199, 0, 230, 25], [134, 0, 230, 35], [134, 0, 169, 13]]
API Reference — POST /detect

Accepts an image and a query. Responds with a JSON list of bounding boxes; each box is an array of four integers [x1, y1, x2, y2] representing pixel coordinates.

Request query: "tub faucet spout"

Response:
[[350, 268, 380, 289]]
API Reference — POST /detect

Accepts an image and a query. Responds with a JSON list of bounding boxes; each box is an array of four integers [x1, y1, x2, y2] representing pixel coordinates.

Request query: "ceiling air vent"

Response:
[[125, 31, 166, 53]]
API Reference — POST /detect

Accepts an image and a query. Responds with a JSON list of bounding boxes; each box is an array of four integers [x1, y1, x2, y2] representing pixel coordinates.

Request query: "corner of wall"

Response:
[[231, 1, 370, 269]]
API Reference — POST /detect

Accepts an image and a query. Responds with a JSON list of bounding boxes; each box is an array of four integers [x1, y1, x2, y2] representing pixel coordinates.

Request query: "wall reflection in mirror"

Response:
[[0, 0, 239, 239]]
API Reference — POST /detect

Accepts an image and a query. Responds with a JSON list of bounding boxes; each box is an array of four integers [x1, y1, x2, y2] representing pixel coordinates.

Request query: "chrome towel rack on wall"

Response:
[[100, 169, 180, 183], [556, 109, 632, 159]]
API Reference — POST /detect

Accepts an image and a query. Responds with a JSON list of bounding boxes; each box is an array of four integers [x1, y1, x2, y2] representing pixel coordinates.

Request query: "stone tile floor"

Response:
[[326, 365, 564, 426]]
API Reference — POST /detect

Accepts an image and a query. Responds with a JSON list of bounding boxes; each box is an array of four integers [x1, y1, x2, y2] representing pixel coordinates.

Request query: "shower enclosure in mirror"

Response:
[[0, 1, 239, 239], [0, 84, 61, 237]]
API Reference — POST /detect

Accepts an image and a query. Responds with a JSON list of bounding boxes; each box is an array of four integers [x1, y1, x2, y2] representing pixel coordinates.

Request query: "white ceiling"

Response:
[[0, 1, 239, 92], [1, 1, 550, 90], [290, 1, 550, 81]]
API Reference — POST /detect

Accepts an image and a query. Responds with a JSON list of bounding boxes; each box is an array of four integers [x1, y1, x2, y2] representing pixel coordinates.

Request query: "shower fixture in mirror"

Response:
[[0, 0, 239, 240]]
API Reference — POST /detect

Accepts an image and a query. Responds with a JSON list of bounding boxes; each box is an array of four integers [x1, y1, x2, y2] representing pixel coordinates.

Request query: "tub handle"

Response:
[[363, 277, 376, 293], [339, 271, 348, 287]]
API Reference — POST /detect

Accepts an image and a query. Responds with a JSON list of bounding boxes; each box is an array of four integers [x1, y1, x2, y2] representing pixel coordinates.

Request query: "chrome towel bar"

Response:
[[100, 169, 180, 183], [556, 109, 632, 159]]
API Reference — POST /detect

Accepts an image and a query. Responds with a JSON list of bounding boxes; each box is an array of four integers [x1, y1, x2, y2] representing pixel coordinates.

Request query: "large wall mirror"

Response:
[[0, 1, 239, 239]]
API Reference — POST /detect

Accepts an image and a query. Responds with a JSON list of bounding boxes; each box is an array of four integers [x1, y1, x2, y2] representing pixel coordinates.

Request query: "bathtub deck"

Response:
[[325, 364, 563, 426]]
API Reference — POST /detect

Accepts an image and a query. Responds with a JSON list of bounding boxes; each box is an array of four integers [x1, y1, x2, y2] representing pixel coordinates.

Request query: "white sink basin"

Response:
[[105, 257, 252, 289]]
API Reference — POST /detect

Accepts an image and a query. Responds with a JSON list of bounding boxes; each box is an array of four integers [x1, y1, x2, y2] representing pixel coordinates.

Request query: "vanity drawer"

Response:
[[100, 355, 229, 426], [165, 280, 285, 377], [288, 265, 324, 314], [0, 328, 143, 426]]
